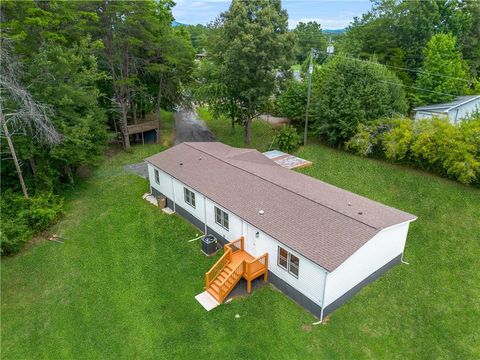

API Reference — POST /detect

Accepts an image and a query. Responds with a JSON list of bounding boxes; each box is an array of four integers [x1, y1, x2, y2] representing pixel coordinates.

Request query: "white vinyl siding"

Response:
[[323, 221, 412, 307]]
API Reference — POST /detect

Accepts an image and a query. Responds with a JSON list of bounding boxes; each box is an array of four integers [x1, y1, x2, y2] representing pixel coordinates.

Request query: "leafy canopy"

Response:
[[208, 0, 294, 144], [414, 33, 469, 105], [311, 56, 408, 144]]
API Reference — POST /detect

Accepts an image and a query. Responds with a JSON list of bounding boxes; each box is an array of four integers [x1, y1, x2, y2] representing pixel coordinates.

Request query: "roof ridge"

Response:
[[184, 143, 378, 230]]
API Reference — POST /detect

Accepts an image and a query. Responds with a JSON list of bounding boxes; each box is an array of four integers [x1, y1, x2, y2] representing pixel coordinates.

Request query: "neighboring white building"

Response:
[[145, 142, 417, 320], [413, 95, 480, 124]]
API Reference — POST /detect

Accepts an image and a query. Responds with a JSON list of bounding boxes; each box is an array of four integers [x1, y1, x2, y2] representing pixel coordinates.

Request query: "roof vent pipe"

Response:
[[258, 210, 264, 215]]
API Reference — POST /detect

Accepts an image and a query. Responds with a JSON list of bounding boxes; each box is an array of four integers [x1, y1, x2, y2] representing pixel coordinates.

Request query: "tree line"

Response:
[[1, 1, 195, 255], [1, 0, 195, 196]]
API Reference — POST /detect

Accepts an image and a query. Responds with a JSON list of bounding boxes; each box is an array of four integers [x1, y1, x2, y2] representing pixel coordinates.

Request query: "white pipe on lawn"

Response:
[[401, 252, 410, 265], [188, 234, 205, 243]]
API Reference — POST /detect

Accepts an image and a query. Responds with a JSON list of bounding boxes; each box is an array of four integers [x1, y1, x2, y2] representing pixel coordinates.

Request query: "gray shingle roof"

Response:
[[145, 142, 416, 271], [413, 95, 480, 112]]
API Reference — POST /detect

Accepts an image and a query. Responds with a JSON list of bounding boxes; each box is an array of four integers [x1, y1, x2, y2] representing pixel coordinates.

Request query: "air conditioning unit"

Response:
[[201, 235, 218, 256]]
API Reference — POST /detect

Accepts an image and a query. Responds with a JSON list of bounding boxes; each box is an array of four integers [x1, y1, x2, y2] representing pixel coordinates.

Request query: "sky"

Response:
[[172, 0, 372, 30]]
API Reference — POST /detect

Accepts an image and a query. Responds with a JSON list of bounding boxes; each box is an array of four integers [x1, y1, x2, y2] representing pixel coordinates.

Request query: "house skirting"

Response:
[[268, 271, 323, 318], [269, 253, 402, 319], [150, 186, 402, 320]]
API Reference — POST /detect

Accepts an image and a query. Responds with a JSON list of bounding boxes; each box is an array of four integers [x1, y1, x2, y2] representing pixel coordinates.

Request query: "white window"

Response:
[[184, 187, 196, 208], [214, 206, 229, 230], [154, 169, 160, 184], [277, 246, 299, 278]]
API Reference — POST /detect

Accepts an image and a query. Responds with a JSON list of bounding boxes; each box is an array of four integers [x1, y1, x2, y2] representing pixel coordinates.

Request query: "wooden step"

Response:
[[207, 287, 220, 301], [211, 282, 221, 293], [214, 275, 235, 288]]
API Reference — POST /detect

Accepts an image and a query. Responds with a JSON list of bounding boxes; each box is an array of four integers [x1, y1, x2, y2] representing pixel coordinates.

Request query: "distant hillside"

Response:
[[172, 20, 187, 27], [324, 28, 346, 34]]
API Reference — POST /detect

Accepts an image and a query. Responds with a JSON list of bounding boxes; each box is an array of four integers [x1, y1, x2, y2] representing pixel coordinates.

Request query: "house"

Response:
[[413, 95, 480, 124], [145, 142, 417, 320]]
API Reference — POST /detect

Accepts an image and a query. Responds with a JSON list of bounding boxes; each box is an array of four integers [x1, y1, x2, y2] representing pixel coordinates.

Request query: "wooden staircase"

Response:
[[205, 237, 268, 303]]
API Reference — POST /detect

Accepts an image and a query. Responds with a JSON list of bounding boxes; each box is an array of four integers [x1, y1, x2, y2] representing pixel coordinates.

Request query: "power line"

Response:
[[343, 55, 472, 84], [376, 80, 460, 98]]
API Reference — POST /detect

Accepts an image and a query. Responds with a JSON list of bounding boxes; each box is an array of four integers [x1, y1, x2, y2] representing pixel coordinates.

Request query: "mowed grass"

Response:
[[197, 106, 277, 151], [2, 118, 480, 358]]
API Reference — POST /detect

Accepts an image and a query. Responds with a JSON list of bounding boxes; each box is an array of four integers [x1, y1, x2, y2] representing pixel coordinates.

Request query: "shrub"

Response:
[[272, 125, 301, 153], [311, 56, 407, 145], [346, 116, 480, 185], [275, 80, 307, 125], [1, 192, 64, 256], [0, 219, 33, 256]]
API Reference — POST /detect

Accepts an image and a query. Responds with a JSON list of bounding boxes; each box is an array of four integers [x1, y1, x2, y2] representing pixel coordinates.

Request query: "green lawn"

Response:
[[197, 106, 278, 151], [2, 115, 480, 358]]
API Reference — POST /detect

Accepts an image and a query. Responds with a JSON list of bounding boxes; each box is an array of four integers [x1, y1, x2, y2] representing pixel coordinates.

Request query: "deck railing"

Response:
[[225, 236, 244, 253], [218, 260, 245, 303], [205, 237, 269, 301], [246, 253, 268, 279], [126, 120, 158, 135], [205, 248, 231, 288]]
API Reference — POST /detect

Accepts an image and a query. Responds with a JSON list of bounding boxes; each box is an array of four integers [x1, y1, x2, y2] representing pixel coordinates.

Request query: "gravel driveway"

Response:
[[174, 107, 216, 144]]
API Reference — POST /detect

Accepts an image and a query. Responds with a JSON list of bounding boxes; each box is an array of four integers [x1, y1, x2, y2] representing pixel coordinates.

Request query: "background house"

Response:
[[413, 95, 480, 124]]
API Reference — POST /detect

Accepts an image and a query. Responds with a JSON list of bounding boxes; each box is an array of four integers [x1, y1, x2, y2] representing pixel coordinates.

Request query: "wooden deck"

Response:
[[230, 248, 254, 268], [205, 237, 268, 303], [126, 119, 159, 144], [127, 120, 159, 135]]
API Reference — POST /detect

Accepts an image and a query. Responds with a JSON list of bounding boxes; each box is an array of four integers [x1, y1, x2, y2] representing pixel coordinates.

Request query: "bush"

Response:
[[311, 56, 408, 145], [272, 125, 301, 153], [275, 80, 307, 125], [346, 116, 480, 185], [1, 192, 64, 256]]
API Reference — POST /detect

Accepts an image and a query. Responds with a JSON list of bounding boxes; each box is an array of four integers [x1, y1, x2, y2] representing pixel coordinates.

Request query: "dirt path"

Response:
[[174, 107, 216, 144]]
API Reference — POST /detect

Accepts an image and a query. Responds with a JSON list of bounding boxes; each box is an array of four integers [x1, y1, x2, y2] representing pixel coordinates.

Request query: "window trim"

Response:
[[154, 169, 160, 185], [183, 187, 196, 209], [277, 246, 300, 278], [278, 247, 288, 271], [214, 206, 229, 231]]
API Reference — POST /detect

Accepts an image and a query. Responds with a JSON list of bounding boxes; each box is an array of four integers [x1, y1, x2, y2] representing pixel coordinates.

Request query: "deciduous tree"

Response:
[[311, 56, 407, 144], [211, 0, 294, 144], [414, 33, 469, 105]]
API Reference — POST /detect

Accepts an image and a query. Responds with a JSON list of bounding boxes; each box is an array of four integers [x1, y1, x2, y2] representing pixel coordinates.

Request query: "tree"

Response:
[[414, 33, 469, 105], [342, 0, 477, 100], [293, 21, 327, 64], [25, 40, 108, 186], [0, 46, 61, 198], [311, 56, 408, 145], [210, 0, 294, 144], [275, 80, 307, 126], [461, 1, 480, 77], [95, 1, 174, 150]]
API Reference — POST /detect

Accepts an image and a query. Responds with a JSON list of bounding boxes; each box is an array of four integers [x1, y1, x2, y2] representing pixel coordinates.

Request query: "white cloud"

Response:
[[289, 11, 361, 29]]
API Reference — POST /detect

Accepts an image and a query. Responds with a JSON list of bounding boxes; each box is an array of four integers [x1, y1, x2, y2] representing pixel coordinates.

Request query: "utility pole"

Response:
[[303, 48, 314, 146]]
